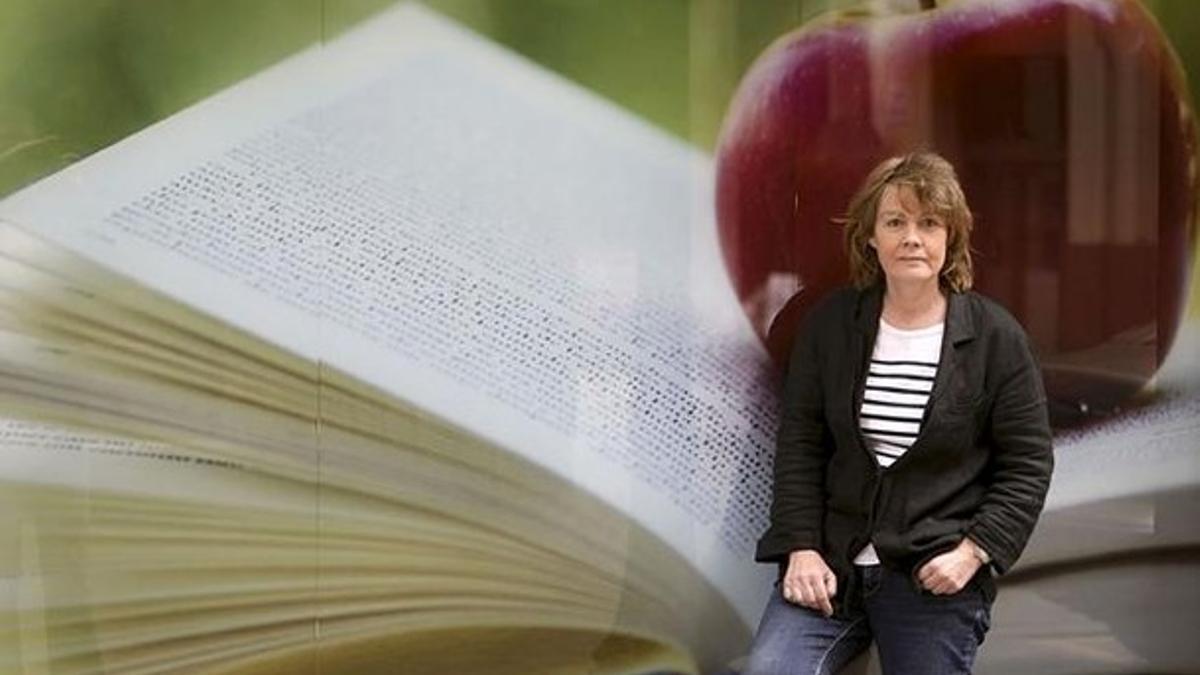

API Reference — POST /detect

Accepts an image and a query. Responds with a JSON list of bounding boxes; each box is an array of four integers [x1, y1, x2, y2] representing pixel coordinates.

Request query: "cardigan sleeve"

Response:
[[966, 328, 1054, 574], [755, 309, 835, 563]]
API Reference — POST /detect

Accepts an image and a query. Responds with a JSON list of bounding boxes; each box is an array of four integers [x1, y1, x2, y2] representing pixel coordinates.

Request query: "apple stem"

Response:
[[920, 0, 936, 8]]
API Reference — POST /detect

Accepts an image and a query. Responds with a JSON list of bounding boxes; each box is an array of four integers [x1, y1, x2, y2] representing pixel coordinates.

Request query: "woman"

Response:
[[745, 153, 1053, 674]]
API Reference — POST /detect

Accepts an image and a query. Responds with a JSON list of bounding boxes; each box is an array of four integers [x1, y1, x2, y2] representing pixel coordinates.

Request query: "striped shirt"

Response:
[[854, 317, 943, 565]]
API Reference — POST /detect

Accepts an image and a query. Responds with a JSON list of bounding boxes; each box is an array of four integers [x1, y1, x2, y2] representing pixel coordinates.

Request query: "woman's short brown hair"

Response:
[[841, 152, 974, 292]]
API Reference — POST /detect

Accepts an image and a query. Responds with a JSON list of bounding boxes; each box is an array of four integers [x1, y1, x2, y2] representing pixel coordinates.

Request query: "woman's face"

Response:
[[869, 183, 948, 289]]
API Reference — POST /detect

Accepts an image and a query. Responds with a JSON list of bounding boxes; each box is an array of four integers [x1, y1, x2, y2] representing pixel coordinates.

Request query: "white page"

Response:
[[0, 2, 777, 628]]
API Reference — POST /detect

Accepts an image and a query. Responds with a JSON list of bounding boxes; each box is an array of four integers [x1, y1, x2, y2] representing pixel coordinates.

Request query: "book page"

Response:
[[1016, 318, 1200, 567], [0, 3, 777, 626], [0, 415, 738, 673]]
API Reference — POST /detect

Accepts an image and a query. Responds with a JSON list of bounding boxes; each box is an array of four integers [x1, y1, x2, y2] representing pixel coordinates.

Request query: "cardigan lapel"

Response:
[[850, 285, 884, 418], [922, 289, 978, 423]]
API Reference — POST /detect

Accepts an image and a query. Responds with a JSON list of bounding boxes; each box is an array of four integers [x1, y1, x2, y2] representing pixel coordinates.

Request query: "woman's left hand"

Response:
[[916, 538, 983, 595]]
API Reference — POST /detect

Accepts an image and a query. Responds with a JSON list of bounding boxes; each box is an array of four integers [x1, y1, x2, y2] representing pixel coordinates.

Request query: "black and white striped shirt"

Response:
[[859, 319, 943, 468], [854, 318, 943, 565]]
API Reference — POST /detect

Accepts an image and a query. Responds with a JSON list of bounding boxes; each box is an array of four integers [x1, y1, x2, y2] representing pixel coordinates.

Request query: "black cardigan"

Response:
[[756, 285, 1054, 613]]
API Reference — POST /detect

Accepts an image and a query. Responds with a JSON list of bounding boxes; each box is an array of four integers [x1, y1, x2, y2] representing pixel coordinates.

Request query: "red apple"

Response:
[[715, 0, 1198, 427]]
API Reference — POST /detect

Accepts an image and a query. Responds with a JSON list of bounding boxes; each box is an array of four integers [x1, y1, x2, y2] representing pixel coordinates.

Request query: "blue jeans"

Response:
[[743, 565, 991, 675]]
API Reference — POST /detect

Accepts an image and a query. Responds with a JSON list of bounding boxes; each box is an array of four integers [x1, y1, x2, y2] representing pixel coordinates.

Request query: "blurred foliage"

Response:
[[0, 0, 1198, 196]]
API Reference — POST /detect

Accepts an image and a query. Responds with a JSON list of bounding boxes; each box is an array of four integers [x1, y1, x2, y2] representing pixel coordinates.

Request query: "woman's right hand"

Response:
[[782, 549, 838, 617]]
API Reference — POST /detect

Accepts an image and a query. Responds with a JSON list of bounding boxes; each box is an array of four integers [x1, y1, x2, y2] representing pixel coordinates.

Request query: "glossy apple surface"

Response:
[[715, 0, 1198, 427]]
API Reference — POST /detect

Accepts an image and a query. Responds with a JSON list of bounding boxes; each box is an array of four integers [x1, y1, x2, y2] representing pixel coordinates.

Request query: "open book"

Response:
[[0, 3, 780, 673], [5, 3, 1200, 674]]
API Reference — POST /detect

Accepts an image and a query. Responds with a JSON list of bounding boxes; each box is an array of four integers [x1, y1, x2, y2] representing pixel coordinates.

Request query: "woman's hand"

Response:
[[916, 538, 985, 595], [782, 549, 838, 616]]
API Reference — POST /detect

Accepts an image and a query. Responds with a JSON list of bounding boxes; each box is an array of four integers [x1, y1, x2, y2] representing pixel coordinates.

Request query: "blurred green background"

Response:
[[0, 0, 1197, 197]]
